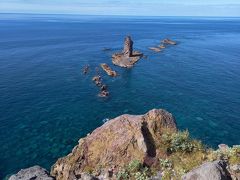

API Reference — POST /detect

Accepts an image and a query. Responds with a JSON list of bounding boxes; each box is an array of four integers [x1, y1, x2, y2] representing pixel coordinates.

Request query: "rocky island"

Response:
[[9, 109, 240, 180], [112, 36, 143, 68]]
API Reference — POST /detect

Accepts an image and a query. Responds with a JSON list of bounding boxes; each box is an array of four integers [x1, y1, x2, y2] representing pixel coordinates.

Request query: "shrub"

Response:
[[160, 159, 173, 170], [162, 131, 203, 154], [127, 160, 142, 173], [117, 169, 129, 180]]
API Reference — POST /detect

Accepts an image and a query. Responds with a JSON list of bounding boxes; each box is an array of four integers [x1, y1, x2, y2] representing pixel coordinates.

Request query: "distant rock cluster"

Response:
[[81, 36, 177, 98]]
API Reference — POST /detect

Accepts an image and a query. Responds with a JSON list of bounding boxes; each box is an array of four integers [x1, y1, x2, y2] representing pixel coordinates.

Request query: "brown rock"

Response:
[[149, 47, 162, 52], [123, 36, 133, 57], [92, 75, 102, 87], [100, 63, 117, 77], [51, 109, 177, 180], [112, 36, 143, 68], [98, 90, 109, 97], [161, 38, 177, 45]]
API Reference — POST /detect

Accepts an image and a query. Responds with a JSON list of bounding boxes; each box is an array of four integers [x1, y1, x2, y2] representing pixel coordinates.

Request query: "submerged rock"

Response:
[[112, 36, 143, 68], [92, 75, 102, 87], [9, 165, 54, 180], [182, 160, 231, 180], [82, 65, 90, 75], [51, 109, 177, 180], [149, 47, 162, 52], [161, 38, 177, 45], [98, 90, 109, 97], [100, 63, 117, 77]]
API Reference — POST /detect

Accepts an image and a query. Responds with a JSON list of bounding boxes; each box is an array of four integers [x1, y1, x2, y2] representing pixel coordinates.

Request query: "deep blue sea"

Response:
[[0, 14, 240, 178]]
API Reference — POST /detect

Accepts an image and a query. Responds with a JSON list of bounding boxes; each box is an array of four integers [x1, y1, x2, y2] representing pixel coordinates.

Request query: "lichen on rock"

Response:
[[50, 109, 177, 180]]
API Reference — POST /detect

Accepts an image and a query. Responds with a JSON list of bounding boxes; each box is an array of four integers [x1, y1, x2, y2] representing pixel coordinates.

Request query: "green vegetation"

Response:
[[117, 160, 150, 180], [88, 130, 240, 180]]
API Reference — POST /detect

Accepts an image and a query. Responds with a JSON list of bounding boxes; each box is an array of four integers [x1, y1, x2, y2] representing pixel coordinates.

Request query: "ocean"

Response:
[[0, 14, 240, 178]]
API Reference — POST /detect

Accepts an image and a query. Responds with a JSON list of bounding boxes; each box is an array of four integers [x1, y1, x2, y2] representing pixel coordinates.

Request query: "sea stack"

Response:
[[123, 36, 133, 57], [112, 36, 143, 68]]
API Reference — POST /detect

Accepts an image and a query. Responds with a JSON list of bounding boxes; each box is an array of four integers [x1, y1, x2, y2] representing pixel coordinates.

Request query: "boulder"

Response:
[[112, 36, 143, 68], [51, 109, 177, 180], [9, 165, 54, 180], [182, 160, 231, 180], [218, 144, 229, 152]]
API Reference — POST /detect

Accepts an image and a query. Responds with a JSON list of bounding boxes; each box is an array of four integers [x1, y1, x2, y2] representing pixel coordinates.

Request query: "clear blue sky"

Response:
[[1, 0, 240, 16]]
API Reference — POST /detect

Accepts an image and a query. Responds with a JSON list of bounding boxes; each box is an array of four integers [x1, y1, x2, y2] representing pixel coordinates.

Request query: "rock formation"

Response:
[[92, 75, 109, 97], [9, 166, 54, 180], [149, 47, 162, 52], [182, 160, 231, 180], [123, 36, 133, 57], [161, 38, 177, 45], [51, 109, 177, 180], [112, 36, 143, 68], [100, 63, 117, 77]]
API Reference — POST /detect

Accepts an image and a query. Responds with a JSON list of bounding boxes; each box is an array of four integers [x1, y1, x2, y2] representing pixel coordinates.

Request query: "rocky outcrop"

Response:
[[149, 47, 162, 52], [112, 36, 143, 68], [100, 63, 117, 77], [123, 36, 133, 57], [161, 38, 177, 45], [92, 75, 109, 97], [182, 160, 231, 180], [9, 166, 54, 180], [51, 109, 177, 180]]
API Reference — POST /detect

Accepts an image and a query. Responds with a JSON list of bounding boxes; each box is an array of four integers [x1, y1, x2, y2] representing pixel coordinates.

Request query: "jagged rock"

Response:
[[100, 63, 117, 77], [112, 36, 143, 68], [9, 165, 54, 180], [161, 39, 177, 45], [182, 160, 231, 180], [92, 75, 102, 86], [149, 47, 162, 52], [123, 36, 133, 57], [51, 109, 177, 180], [98, 90, 109, 97]]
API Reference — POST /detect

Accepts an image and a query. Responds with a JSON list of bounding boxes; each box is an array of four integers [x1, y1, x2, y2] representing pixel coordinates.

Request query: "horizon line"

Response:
[[1, 12, 240, 18]]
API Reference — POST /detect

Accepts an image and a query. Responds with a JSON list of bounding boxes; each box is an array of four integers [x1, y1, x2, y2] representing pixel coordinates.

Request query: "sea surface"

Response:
[[0, 14, 240, 178]]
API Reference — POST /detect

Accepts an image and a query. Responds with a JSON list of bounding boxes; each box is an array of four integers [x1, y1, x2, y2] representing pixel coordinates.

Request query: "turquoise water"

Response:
[[0, 14, 240, 178]]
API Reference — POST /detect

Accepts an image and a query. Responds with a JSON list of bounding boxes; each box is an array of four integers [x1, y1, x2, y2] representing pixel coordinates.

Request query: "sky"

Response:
[[0, 0, 240, 17]]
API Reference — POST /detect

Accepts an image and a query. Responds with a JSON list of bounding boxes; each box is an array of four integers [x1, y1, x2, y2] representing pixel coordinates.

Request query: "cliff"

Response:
[[9, 109, 240, 180], [51, 109, 177, 179]]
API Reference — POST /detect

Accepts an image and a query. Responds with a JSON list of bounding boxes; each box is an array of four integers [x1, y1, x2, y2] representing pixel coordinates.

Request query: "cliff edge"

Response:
[[51, 109, 177, 180]]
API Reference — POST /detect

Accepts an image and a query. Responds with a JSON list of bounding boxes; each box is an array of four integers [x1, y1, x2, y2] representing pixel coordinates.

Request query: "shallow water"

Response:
[[0, 14, 240, 178]]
